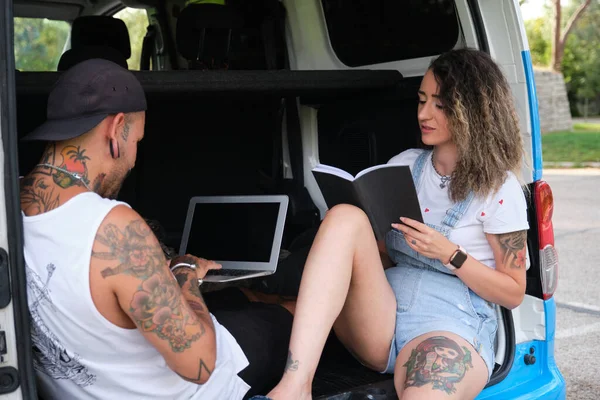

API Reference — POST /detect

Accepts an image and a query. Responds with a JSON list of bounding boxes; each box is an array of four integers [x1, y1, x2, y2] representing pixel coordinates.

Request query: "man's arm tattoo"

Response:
[[93, 219, 207, 352], [129, 272, 205, 352], [175, 359, 213, 382], [93, 219, 164, 279], [173, 269, 207, 315], [497, 230, 527, 269]]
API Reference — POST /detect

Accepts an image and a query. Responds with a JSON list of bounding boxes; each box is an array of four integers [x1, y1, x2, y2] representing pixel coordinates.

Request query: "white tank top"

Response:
[[23, 192, 250, 399]]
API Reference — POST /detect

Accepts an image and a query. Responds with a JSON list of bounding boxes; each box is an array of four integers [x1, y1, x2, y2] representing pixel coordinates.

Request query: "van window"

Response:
[[14, 17, 70, 71], [320, 0, 459, 67], [113, 7, 149, 70]]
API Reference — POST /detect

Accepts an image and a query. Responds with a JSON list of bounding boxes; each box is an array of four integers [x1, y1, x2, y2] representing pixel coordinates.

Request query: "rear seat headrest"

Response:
[[176, 3, 244, 69], [57, 15, 131, 71], [71, 16, 132, 60], [57, 45, 129, 71]]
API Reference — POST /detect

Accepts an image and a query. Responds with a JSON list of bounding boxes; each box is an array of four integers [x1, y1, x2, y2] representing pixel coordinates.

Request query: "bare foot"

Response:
[[267, 386, 312, 400], [280, 300, 296, 315], [239, 288, 297, 314]]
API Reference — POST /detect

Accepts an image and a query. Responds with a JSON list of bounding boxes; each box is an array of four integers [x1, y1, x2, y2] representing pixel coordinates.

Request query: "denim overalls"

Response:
[[382, 150, 497, 379]]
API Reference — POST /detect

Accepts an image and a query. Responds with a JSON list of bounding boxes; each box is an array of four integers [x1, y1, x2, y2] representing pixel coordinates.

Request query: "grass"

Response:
[[542, 122, 600, 163], [572, 122, 600, 131]]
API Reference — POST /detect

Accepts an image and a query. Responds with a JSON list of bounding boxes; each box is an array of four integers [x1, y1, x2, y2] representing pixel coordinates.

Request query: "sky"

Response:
[[520, 0, 579, 20], [521, 0, 549, 20], [521, 0, 581, 20]]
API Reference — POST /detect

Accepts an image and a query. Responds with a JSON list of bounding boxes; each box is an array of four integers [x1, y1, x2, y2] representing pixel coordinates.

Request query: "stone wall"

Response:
[[533, 69, 573, 133]]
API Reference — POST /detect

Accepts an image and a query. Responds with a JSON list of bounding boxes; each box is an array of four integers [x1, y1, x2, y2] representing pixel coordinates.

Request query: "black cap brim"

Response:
[[21, 113, 108, 142]]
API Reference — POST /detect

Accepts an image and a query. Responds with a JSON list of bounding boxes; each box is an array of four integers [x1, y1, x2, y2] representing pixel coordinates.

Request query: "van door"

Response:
[[0, 0, 37, 398]]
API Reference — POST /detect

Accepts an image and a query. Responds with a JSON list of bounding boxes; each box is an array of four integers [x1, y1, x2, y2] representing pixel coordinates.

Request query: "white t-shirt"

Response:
[[388, 149, 530, 269], [23, 193, 250, 400]]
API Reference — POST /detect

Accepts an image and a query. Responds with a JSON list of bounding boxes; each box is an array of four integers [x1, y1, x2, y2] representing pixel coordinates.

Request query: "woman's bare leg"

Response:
[[393, 331, 487, 400], [267, 204, 397, 400]]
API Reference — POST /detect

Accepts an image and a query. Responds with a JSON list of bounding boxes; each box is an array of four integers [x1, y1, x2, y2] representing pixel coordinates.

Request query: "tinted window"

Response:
[[113, 8, 149, 70], [14, 18, 70, 71], [321, 0, 460, 66]]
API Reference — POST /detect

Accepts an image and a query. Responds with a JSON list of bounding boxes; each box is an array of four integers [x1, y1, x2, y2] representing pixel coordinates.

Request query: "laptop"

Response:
[[179, 195, 289, 283]]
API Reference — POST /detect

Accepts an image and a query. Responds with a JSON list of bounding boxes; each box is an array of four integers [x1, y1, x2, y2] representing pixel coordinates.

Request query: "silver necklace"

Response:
[[431, 154, 452, 189], [36, 163, 92, 191]]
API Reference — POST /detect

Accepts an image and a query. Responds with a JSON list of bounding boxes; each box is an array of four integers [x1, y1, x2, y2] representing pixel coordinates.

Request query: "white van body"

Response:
[[0, 0, 563, 399]]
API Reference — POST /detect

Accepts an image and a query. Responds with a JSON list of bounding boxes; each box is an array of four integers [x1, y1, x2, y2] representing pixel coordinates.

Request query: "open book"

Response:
[[312, 163, 423, 241]]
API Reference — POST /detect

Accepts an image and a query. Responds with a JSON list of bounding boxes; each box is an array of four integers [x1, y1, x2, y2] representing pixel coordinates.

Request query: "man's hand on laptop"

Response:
[[169, 255, 222, 282]]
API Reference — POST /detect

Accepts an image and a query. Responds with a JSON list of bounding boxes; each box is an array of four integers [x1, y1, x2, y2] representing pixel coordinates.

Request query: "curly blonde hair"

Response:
[[429, 48, 525, 202]]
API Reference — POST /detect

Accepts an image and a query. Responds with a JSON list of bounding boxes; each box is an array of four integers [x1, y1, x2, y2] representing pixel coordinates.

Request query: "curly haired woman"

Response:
[[259, 48, 530, 400]]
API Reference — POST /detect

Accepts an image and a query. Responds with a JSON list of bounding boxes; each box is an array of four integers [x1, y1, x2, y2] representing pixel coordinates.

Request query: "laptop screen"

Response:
[[184, 202, 281, 262]]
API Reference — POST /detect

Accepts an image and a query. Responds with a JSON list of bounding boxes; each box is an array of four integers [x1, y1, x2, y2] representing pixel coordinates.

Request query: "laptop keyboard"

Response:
[[205, 269, 265, 277]]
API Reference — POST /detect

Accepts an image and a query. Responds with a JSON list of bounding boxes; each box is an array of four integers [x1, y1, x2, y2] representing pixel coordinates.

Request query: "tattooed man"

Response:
[[21, 59, 293, 400]]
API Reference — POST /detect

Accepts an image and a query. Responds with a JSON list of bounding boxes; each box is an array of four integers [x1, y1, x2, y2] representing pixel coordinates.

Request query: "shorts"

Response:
[[204, 288, 293, 399], [382, 265, 498, 380]]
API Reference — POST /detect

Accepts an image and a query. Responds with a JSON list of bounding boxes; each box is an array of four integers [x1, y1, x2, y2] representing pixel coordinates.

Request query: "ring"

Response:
[[411, 240, 417, 245]]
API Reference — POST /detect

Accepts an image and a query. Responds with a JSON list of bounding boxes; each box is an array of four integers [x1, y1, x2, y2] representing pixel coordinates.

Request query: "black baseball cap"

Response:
[[22, 58, 147, 141]]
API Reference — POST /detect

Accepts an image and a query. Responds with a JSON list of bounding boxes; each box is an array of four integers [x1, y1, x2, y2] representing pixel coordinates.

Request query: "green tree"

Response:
[[13, 9, 148, 72], [14, 18, 70, 71], [114, 8, 149, 70], [561, 1, 600, 115], [550, 0, 592, 71], [525, 17, 552, 66], [521, 1, 600, 116]]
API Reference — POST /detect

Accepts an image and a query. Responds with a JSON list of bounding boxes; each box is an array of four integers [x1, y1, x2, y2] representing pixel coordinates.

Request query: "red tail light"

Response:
[[534, 181, 558, 300]]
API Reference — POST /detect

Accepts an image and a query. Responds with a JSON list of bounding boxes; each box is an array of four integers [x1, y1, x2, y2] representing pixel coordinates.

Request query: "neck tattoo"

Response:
[[431, 153, 452, 189], [36, 163, 92, 192]]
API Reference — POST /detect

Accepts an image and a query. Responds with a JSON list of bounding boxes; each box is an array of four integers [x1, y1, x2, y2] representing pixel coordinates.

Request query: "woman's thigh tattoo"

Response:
[[403, 335, 473, 395]]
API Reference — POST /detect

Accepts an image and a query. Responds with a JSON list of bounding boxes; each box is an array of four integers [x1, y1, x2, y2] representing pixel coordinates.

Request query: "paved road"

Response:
[[573, 117, 600, 125], [544, 169, 600, 400]]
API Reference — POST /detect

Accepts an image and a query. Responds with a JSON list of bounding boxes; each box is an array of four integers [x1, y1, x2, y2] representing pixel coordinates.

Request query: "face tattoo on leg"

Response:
[[404, 336, 473, 395]]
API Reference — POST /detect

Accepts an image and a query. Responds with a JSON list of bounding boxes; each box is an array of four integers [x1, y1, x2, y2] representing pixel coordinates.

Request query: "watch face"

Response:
[[451, 250, 468, 268]]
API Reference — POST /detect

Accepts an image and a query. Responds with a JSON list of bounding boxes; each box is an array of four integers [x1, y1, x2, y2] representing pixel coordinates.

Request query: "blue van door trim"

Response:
[[477, 298, 566, 399], [522, 50, 543, 181]]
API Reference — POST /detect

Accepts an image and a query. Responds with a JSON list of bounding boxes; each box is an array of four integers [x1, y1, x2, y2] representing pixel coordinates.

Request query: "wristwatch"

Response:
[[444, 245, 468, 270]]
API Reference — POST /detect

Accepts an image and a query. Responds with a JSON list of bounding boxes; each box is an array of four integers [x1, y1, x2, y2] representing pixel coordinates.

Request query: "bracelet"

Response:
[[170, 262, 203, 286], [170, 262, 197, 273]]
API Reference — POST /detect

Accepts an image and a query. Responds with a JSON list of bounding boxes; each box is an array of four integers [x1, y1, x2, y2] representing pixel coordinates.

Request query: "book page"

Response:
[[312, 164, 355, 181], [355, 163, 398, 180]]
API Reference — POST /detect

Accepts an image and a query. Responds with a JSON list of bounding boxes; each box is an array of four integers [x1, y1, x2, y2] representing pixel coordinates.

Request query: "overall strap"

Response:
[[442, 191, 475, 228], [412, 149, 474, 228], [411, 150, 431, 191]]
